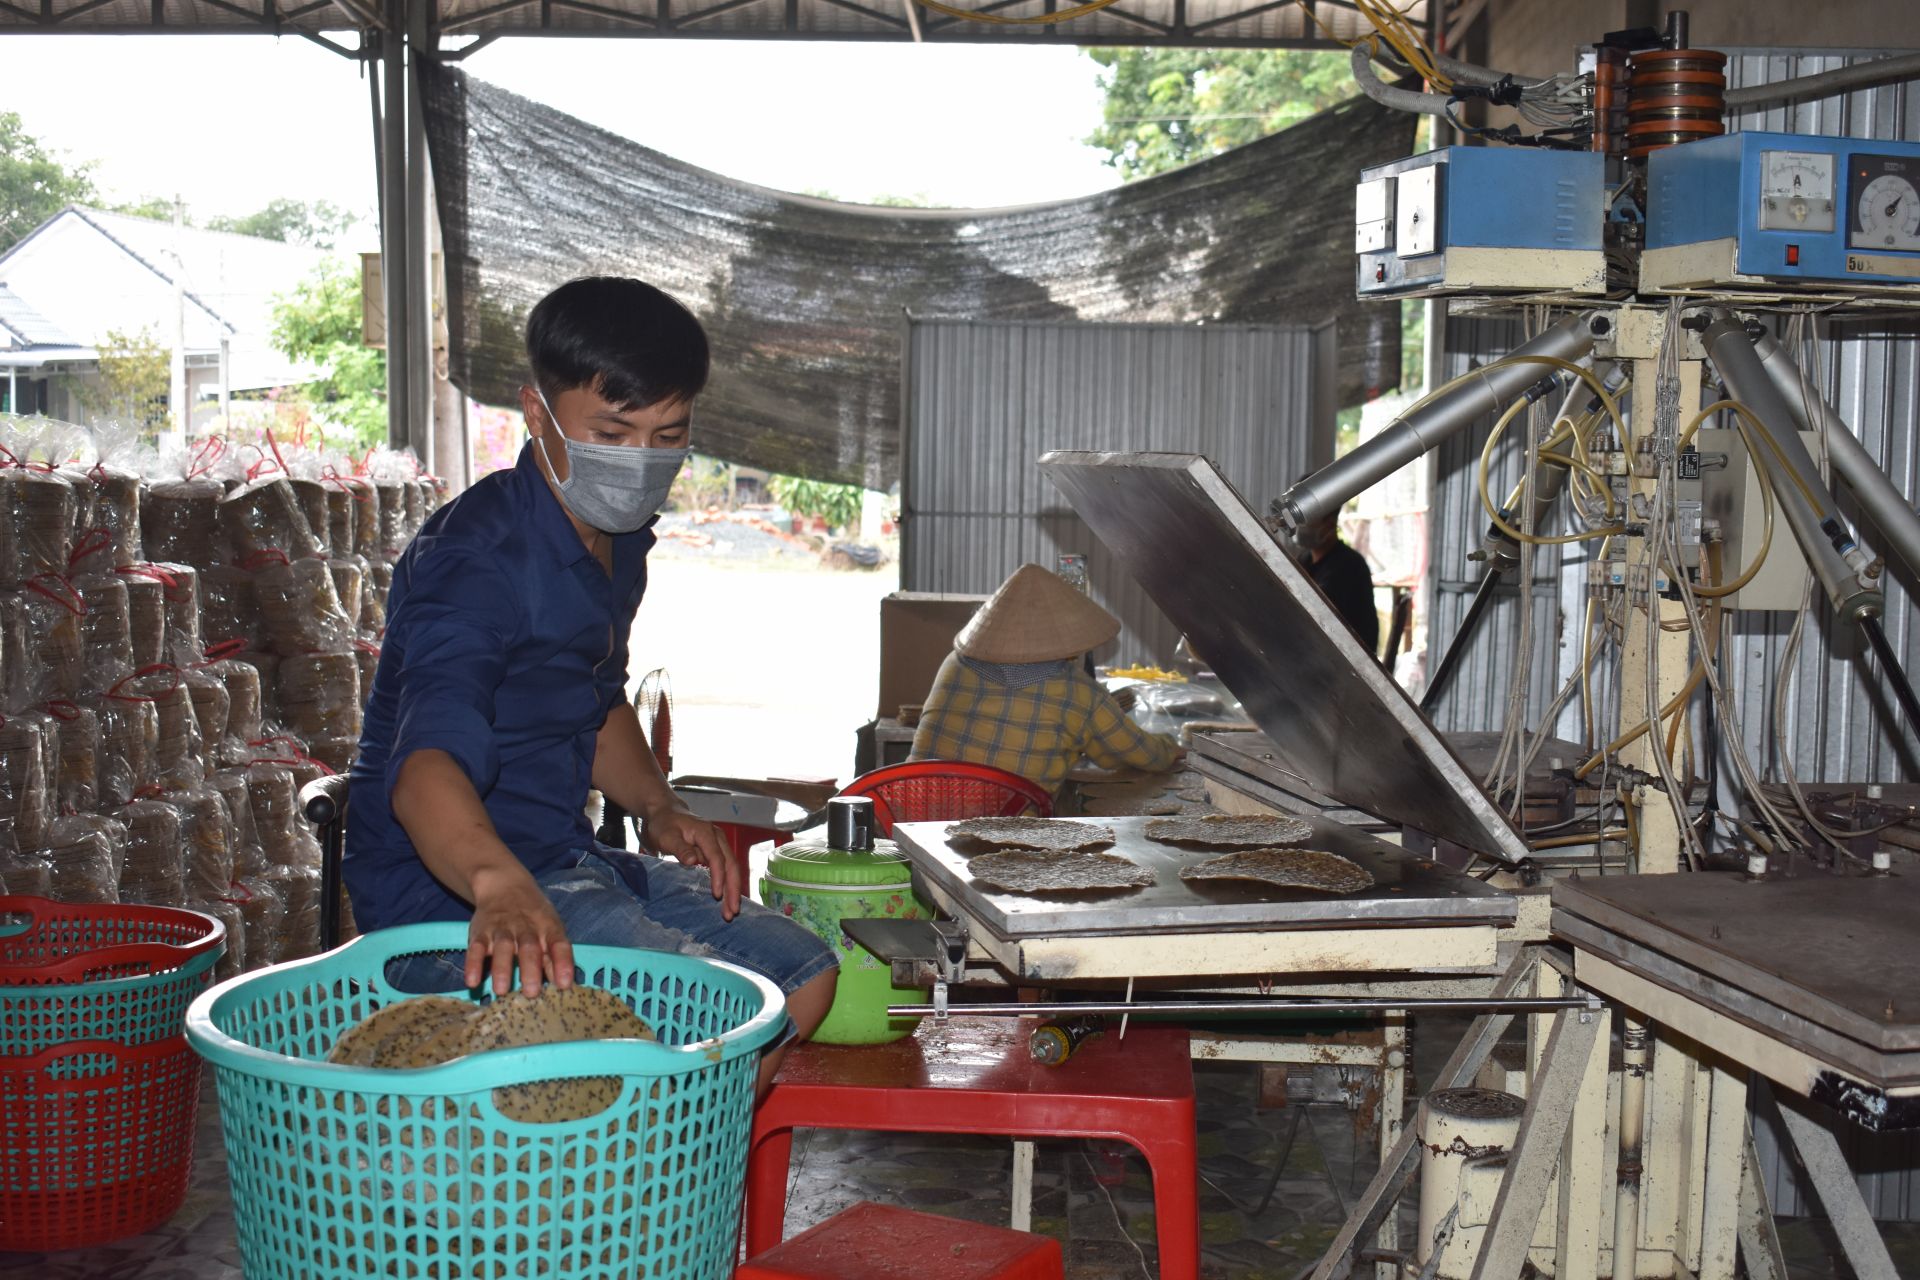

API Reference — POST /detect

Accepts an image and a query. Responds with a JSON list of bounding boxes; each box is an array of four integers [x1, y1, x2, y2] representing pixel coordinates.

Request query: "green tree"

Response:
[[208, 198, 358, 249], [769, 474, 863, 531], [1084, 48, 1355, 180], [270, 258, 388, 448], [67, 327, 171, 430], [0, 113, 96, 254]]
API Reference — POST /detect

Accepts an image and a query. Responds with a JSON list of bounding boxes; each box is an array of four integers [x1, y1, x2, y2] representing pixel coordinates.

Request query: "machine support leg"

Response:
[[1376, 1012, 1409, 1280], [1466, 1006, 1603, 1280], [1738, 1128, 1788, 1280], [1554, 1006, 1612, 1280], [1309, 947, 1542, 1280], [1696, 1062, 1748, 1280], [1762, 1081, 1899, 1280], [1011, 1140, 1035, 1232]]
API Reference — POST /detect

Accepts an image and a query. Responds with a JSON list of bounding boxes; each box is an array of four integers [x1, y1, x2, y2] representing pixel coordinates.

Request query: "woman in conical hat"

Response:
[[908, 564, 1181, 794]]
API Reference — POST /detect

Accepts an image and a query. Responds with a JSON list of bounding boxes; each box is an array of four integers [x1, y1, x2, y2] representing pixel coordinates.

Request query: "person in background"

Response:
[[910, 564, 1181, 794], [1294, 505, 1380, 658], [345, 276, 836, 1096]]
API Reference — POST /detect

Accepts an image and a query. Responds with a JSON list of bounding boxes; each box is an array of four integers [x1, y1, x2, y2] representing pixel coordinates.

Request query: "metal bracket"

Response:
[[839, 916, 971, 1019]]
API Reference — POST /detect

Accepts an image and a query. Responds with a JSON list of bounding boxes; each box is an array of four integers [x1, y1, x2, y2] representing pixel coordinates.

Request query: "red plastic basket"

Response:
[[0, 1035, 204, 1250], [0, 896, 224, 1055]]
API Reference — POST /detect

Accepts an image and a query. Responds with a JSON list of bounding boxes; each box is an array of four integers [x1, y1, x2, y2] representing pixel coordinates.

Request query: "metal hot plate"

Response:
[[893, 815, 1515, 941], [1038, 451, 1529, 864], [1556, 870, 1920, 1097]]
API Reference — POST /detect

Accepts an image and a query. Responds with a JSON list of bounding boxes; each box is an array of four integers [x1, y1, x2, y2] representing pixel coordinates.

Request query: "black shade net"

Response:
[[424, 64, 1414, 488]]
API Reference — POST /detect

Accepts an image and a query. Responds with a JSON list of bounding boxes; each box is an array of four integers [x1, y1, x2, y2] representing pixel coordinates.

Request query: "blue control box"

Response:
[[1644, 131, 1920, 291], [1355, 147, 1606, 298]]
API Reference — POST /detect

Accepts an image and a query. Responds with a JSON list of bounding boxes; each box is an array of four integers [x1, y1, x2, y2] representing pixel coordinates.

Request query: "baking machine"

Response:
[[862, 11, 1920, 1280]]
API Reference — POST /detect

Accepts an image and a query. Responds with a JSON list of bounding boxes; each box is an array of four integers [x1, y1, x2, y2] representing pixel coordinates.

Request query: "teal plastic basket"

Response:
[[186, 924, 786, 1280]]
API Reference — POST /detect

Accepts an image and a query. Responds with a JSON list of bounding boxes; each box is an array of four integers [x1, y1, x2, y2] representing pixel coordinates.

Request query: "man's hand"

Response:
[[466, 864, 576, 998], [641, 803, 743, 920]]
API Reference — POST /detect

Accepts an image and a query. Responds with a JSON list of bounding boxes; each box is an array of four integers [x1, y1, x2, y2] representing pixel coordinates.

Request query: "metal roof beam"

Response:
[[330, 0, 384, 25], [1188, 0, 1297, 35], [438, 0, 533, 32], [0, 0, 38, 19], [48, 0, 127, 25], [546, 0, 655, 25], [810, 0, 903, 29], [672, 0, 758, 28]]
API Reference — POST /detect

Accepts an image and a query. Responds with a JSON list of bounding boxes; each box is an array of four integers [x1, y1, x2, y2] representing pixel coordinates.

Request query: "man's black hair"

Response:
[[526, 276, 709, 410]]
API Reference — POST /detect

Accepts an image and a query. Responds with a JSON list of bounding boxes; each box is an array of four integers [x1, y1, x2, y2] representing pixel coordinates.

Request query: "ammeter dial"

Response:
[[1851, 154, 1920, 252], [1759, 150, 1836, 232]]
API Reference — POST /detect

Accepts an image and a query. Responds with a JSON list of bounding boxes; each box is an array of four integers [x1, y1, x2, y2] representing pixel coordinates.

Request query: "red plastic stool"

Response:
[[735, 1200, 1064, 1279], [746, 1018, 1197, 1280]]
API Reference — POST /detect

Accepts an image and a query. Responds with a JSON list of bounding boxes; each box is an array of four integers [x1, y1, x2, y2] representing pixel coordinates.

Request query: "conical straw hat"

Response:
[[955, 564, 1121, 663]]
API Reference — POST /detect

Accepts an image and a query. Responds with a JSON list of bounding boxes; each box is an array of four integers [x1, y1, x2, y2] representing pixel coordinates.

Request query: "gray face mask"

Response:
[[534, 388, 690, 534]]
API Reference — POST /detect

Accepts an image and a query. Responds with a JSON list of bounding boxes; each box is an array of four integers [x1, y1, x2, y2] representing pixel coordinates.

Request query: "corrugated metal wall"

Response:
[[1421, 49, 1920, 1220], [1422, 313, 1573, 737], [901, 318, 1333, 663]]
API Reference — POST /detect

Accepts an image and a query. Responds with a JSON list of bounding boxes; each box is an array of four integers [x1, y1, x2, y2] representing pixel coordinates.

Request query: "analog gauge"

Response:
[[1758, 150, 1835, 232], [1851, 155, 1920, 252]]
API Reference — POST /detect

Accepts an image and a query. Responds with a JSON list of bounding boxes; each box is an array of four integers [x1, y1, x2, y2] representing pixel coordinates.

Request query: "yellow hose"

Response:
[[1478, 397, 1626, 546]]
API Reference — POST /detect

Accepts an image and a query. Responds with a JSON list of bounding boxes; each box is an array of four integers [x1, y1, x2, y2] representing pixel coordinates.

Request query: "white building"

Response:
[[0, 206, 333, 429]]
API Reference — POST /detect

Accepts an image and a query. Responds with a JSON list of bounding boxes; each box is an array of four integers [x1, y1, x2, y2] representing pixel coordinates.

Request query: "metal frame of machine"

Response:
[[863, 13, 1920, 1280]]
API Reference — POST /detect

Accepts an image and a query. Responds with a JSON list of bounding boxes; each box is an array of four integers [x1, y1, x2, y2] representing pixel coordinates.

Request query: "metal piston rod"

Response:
[[1275, 313, 1598, 532], [887, 995, 1600, 1019]]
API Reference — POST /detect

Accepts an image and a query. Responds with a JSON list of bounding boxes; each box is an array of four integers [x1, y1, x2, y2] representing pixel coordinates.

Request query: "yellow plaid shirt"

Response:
[[908, 652, 1180, 793]]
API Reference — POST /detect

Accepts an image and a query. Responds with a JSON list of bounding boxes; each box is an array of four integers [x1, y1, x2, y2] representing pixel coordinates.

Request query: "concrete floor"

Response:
[[5, 1030, 1918, 1279]]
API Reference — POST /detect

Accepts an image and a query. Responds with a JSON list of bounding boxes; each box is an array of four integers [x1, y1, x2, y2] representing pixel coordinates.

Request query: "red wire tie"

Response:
[[86, 461, 111, 484], [353, 637, 382, 655], [237, 548, 291, 571], [0, 446, 19, 469], [17, 457, 55, 473], [261, 429, 291, 479], [247, 733, 336, 776], [354, 446, 375, 477], [218, 879, 253, 906], [115, 562, 181, 590], [320, 466, 372, 502], [44, 700, 81, 722], [197, 638, 249, 664], [68, 527, 113, 569], [26, 573, 87, 617], [106, 663, 182, 703], [184, 436, 224, 480]]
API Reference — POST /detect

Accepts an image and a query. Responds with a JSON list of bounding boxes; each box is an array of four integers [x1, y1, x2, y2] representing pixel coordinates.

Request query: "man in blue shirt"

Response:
[[346, 277, 837, 1092]]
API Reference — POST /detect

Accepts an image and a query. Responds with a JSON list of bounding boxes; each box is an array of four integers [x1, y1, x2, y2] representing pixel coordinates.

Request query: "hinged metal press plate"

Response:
[[1038, 451, 1530, 863]]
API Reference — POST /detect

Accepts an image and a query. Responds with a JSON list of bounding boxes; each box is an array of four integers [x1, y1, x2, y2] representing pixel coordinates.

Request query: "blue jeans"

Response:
[[384, 845, 838, 1033]]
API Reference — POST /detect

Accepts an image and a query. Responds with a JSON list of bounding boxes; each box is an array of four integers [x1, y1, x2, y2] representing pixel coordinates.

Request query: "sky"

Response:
[[0, 36, 1121, 238]]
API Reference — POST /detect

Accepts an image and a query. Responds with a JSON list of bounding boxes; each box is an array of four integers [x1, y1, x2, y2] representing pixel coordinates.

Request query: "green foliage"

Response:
[[270, 258, 388, 448], [67, 327, 170, 431], [0, 112, 96, 254], [1083, 48, 1355, 181], [769, 474, 862, 531], [108, 195, 178, 222], [667, 454, 735, 512], [208, 198, 358, 249]]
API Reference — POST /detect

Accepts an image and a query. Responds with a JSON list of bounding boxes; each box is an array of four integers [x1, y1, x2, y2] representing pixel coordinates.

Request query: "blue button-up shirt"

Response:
[[344, 442, 655, 930]]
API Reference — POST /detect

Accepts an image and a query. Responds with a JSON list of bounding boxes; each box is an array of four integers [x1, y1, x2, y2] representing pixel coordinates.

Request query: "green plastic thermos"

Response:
[[759, 796, 932, 1044]]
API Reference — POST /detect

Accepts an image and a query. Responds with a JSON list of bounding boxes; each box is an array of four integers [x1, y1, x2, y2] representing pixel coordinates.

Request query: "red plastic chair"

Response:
[[746, 1018, 1198, 1279], [838, 761, 1053, 836]]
